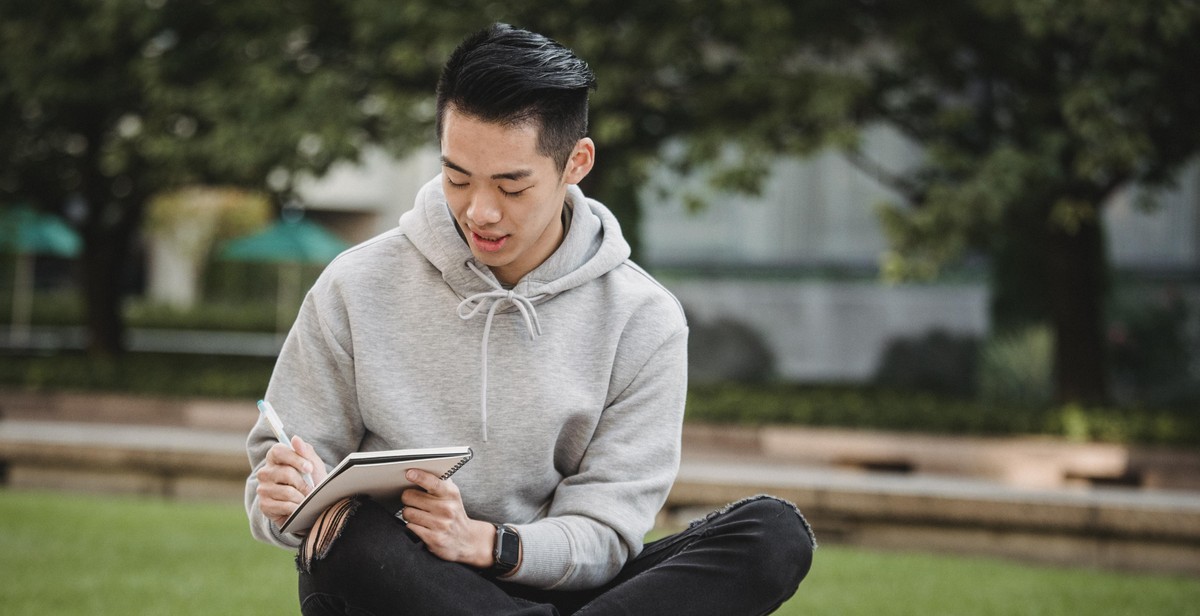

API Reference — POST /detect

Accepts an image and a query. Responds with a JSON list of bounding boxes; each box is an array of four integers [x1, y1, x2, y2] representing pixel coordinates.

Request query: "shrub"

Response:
[[873, 329, 979, 397], [0, 352, 275, 398], [685, 382, 1200, 446], [977, 325, 1054, 407]]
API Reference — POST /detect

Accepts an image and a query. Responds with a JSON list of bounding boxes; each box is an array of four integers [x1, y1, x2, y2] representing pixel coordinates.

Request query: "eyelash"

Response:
[[447, 178, 526, 198]]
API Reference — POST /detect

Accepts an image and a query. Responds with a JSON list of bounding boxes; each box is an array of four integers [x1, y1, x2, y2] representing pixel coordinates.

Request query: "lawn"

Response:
[[1, 490, 1197, 615]]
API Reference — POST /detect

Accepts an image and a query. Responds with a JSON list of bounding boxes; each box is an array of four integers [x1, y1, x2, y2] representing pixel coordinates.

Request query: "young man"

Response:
[[246, 23, 814, 615]]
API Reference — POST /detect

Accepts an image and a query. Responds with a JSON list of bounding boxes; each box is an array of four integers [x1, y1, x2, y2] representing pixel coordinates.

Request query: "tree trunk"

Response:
[[1044, 209, 1109, 404], [80, 200, 141, 357]]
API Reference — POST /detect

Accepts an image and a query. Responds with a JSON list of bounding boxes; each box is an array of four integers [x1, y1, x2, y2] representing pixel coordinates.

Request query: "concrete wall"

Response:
[[285, 133, 1197, 385], [296, 146, 441, 239], [1105, 158, 1200, 270], [640, 126, 917, 268]]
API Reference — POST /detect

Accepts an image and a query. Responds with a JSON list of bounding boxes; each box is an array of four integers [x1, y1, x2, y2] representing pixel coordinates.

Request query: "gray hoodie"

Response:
[[245, 176, 688, 590]]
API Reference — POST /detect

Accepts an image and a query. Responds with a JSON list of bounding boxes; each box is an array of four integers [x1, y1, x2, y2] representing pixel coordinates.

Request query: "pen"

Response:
[[257, 399, 315, 489]]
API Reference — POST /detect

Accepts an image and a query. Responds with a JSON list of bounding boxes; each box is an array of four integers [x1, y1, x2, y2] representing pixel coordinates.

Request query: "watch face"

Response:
[[495, 525, 520, 569]]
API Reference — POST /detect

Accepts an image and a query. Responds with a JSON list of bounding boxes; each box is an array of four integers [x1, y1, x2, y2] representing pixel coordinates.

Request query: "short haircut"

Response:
[[436, 23, 597, 171]]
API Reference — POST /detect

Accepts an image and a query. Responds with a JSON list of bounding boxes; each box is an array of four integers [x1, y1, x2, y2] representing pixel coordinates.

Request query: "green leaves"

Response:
[[3, 0, 1196, 368]]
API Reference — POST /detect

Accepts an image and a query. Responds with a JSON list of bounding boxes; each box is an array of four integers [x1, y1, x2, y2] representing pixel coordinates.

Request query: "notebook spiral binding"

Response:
[[440, 448, 474, 480]]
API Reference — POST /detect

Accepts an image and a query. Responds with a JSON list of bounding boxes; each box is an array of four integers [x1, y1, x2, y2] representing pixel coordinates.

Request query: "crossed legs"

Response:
[[296, 495, 814, 616]]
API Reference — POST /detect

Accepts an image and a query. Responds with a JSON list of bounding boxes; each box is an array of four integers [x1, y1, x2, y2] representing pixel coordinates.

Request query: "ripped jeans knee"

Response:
[[298, 496, 361, 574]]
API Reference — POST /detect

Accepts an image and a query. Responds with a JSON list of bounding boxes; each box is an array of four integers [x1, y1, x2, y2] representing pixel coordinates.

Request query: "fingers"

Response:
[[256, 482, 302, 525], [399, 473, 462, 521], [397, 489, 494, 567], [391, 473, 489, 565], [255, 471, 304, 528], [266, 441, 314, 479], [405, 468, 453, 496], [292, 436, 327, 485], [257, 442, 312, 506], [256, 439, 326, 531]]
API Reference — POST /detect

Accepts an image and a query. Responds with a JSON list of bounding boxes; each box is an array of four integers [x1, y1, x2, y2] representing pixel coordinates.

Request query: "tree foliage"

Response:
[[838, 0, 1200, 402], [0, 0, 430, 354], [506, 0, 1200, 403], [0, 0, 863, 353], [3, 0, 1197, 406], [561, 0, 1197, 403]]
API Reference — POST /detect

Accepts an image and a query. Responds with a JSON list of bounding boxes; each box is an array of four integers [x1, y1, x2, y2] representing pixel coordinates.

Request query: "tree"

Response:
[[8, 0, 1196, 407], [839, 1, 1200, 403], [0, 0, 867, 354], [507, 0, 1200, 404], [0, 0, 430, 355], [342, 1, 863, 251], [533, 0, 1197, 404]]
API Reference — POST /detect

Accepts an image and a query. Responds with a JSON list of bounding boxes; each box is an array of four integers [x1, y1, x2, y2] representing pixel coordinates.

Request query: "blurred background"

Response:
[[3, 0, 1199, 435], [1, 1, 1199, 614]]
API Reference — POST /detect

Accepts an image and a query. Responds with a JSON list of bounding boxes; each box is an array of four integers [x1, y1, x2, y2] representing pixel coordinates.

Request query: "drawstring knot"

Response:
[[456, 261, 544, 441]]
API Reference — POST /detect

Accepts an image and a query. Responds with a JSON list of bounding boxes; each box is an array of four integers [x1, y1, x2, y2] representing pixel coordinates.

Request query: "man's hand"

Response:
[[400, 469, 496, 569], [255, 435, 327, 529]]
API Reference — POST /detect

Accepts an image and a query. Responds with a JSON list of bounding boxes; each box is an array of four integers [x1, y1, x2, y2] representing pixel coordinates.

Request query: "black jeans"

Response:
[[297, 495, 815, 615]]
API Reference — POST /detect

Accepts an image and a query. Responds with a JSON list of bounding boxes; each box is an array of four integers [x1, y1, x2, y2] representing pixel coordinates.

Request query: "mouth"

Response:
[[471, 230, 509, 253]]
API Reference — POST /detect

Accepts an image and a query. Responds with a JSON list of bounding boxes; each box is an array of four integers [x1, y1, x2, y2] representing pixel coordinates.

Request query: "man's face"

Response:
[[440, 107, 592, 286]]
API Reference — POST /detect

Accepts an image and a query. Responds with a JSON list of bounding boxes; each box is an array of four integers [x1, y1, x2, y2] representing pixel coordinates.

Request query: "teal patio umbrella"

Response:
[[218, 215, 349, 333], [219, 216, 348, 265], [0, 205, 81, 345]]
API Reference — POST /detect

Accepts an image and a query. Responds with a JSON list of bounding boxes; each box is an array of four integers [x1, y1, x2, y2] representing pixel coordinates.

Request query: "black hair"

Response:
[[436, 23, 597, 171]]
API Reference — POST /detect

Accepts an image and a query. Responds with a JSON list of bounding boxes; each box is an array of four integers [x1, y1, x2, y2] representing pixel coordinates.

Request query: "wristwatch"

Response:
[[491, 523, 520, 576]]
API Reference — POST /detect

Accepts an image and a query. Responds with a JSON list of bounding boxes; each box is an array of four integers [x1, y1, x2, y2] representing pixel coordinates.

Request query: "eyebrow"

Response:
[[441, 156, 534, 182]]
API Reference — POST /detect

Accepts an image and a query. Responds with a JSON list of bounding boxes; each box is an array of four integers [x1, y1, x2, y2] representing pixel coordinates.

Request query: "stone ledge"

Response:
[[9, 391, 1197, 492], [667, 464, 1200, 576], [683, 423, 1200, 491], [0, 390, 258, 432], [0, 421, 249, 500], [3, 418, 1199, 575]]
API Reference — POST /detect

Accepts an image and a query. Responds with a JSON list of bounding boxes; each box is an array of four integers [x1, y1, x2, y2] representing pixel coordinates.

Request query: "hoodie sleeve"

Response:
[[506, 324, 689, 590], [244, 276, 365, 548]]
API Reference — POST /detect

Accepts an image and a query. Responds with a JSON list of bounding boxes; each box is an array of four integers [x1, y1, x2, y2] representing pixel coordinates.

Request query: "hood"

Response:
[[400, 175, 631, 300], [398, 176, 632, 440]]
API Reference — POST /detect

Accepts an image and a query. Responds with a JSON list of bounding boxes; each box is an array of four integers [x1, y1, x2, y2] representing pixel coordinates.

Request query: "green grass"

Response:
[[2, 490, 1198, 615], [782, 548, 1199, 616], [0, 490, 296, 614]]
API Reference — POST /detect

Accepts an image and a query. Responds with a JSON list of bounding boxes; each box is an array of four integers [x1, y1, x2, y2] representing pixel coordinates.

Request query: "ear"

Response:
[[562, 137, 595, 185]]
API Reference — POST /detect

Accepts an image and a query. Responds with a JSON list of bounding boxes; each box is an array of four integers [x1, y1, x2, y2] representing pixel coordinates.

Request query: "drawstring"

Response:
[[456, 261, 544, 441]]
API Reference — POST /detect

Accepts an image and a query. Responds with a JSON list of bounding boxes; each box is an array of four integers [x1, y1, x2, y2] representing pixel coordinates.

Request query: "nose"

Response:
[[466, 192, 502, 226]]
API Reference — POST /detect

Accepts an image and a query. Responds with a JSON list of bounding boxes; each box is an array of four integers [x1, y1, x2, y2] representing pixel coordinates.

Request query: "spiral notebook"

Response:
[[280, 445, 473, 534]]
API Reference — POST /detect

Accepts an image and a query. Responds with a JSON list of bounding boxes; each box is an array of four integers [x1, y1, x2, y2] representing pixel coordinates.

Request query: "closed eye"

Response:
[[500, 187, 528, 198]]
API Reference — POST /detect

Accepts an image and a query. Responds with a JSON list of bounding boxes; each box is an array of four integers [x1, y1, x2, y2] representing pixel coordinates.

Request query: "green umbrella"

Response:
[[219, 216, 348, 265], [0, 205, 81, 257], [218, 216, 349, 334], [1, 205, 81, 346]]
